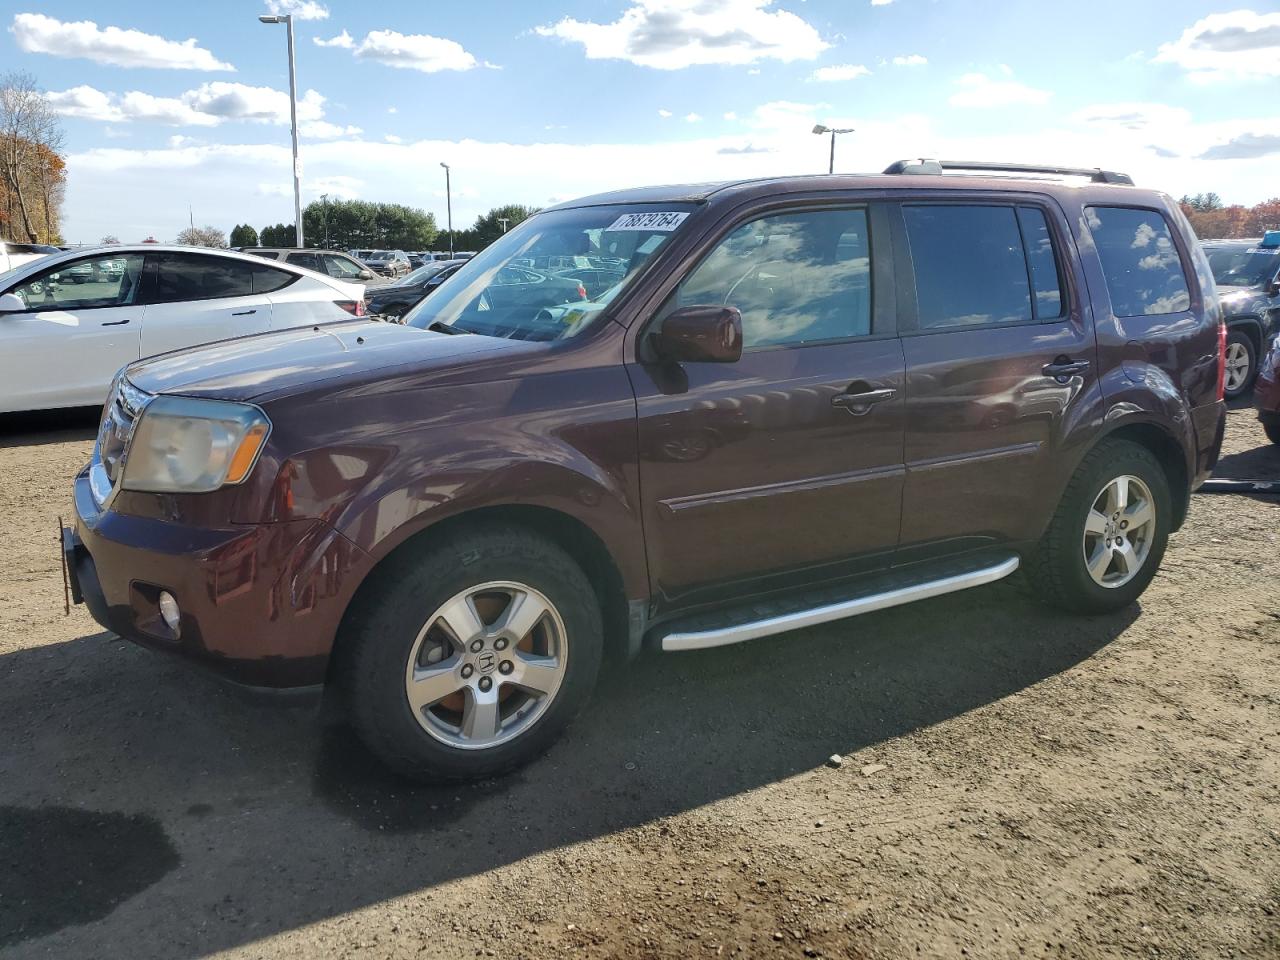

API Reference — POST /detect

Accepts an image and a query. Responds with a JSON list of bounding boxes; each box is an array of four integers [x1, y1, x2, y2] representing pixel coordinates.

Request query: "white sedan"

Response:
[[0, 245, 367, 413]]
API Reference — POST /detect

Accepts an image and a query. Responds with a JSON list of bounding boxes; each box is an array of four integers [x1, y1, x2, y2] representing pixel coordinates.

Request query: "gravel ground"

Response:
[[0, 402, 1277, 960]]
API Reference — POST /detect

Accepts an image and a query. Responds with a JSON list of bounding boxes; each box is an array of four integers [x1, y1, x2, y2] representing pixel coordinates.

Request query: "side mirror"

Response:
[[1268, 279, 1280, 298], [652, 304, 743, 363], [358, 269, 374, 280], [0, 292, 26, 313]]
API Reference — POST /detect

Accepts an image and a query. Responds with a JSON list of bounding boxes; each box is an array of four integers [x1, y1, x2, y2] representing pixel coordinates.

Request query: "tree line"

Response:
[[0, 71, 65, 244], [218, 201, 539, 253], [1179, 193, 1280, 241]]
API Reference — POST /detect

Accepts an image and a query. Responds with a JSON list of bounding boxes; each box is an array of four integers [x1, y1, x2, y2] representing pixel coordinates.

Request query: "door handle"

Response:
[[231, 309, 257, 316], [100, 318, 130, 326], [832, 387, 896, 415], [1042, 357, 1090, 383]]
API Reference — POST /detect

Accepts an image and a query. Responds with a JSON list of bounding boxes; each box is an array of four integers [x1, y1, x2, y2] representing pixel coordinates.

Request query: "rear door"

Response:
[[892, 198, 1097, 559], [628, 203, 906, 608], [0, 252, 145, 411], [139, 253, 272, 358]]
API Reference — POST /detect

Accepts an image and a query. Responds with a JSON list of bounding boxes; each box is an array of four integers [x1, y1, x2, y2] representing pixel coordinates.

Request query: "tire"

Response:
[[1223, 329, 1257, 399], [1265, 422, 1280, 445], [1026, 439, 1171, 615], [339, 526, 603, 782]]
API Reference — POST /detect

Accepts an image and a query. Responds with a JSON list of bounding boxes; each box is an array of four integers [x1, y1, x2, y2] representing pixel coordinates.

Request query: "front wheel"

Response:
[[339, 527, 603, 782], [1224, 329, 1257, 399], [1026, 439, 1171, 614]]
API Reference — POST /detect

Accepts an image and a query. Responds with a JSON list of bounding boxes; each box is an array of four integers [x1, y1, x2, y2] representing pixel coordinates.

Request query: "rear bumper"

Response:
[[67, 468, 374, 690], [1190, 399, 1227, 491]]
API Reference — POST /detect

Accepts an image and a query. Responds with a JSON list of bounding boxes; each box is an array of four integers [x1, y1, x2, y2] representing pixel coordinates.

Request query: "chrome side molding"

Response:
[[659, 555, 1020, 652]]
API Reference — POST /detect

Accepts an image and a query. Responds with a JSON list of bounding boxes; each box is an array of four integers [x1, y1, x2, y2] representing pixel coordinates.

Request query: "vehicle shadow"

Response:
[[0, 407, 99, 447], [0, 582, 1138, 958]]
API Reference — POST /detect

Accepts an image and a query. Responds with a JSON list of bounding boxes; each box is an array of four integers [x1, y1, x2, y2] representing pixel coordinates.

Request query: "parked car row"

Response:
[[1201, 231, 1280, 398], [0, 245, 365, 413], [60, 160, 1228, 784]]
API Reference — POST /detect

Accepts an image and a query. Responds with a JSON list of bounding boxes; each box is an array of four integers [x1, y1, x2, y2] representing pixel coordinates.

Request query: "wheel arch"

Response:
[[1225, 314, 1264, 354], [326, 503, 633, 693], [1092, 419, 1191, 531]]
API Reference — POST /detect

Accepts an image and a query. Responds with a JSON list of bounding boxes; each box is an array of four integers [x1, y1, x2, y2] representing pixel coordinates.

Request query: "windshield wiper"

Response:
[[425, 320, 465, 335]]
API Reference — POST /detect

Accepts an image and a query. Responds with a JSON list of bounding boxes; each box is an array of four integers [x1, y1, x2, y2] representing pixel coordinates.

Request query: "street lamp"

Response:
[[440, 162, 453, 259], [259, 13, 304, 247], [812, 123, 854, 175], [498, 218, 510, 234]]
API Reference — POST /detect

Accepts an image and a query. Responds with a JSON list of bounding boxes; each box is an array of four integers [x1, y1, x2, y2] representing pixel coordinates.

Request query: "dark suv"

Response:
[[1201, 232, 1280, 397], [63, 161, 1227, 781]]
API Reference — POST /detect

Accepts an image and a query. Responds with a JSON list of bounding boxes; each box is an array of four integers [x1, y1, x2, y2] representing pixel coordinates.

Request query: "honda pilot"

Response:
[[63, 160, 1228, 781]]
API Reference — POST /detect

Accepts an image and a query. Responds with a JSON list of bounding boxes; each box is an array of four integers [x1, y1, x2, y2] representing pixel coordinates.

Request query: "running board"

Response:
[[659, 555, 1021, 652]]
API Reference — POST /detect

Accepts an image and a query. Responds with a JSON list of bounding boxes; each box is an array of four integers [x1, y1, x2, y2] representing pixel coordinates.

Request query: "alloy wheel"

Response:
[[1224, 340, 1251, 393], [403, 581, 568, 750], [1081, 474, 1157, 589]]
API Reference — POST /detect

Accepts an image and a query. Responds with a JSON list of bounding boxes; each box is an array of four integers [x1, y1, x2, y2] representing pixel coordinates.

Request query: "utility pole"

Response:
[[440, 162, 453, 258], [321, 193, 329, 248], [259, 13, 304, 246], [498, 218, 510, 234]]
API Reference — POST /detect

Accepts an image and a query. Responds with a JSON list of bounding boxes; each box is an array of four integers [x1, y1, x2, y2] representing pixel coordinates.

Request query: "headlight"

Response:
[[121, 396, 271, 493]]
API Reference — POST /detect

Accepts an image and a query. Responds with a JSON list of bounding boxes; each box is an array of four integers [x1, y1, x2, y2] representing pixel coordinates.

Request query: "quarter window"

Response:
[[1085, 206, 1191, 317], [251, 263, 297, 294], [904, 205, 1032, 329], [153, 254, 255, 302], [7, 254, 145, 312], [1017, 207, 1065, 320], [675, 208, 873, 348]]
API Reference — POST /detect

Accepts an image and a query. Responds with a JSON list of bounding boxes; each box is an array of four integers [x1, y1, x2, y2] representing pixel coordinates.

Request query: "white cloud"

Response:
[[313, 29, 354, 49], [685, 112, 703, 122], [46, 81, 361, 138], [892, 54, 926, 66], [658, 108, 673, 118], [384, 134, 403, 144], [353, 29, 480, 73], [1154, 10, 1280, 82], [1072, 102, 1192, 133], [723, 111, 738, 120], [265, 0, 330, 20], [811, 63, 870, 82], [10, 12, 234, 71], [871, 0, 894, 5], [535, 0, 829, 70], [949, 72, 1051, 108]]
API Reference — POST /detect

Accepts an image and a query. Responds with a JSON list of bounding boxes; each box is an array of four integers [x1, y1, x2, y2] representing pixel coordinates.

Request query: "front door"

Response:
[[892, 200, 1097, 557], [628, 205, 906, 609], [0, 252, 145, 412], [140, 252, 273, 358]]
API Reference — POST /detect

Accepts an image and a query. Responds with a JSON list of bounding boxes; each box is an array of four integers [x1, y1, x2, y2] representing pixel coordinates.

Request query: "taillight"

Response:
[[577, 284, 587, 300], [335, 300, 365, 317], [1216, 320, 1227, 401]]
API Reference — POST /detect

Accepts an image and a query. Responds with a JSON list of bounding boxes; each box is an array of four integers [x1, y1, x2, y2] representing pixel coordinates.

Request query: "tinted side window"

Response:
[[1085, 206, 1191, 317], [251, 264, 297, 295], [676, 207, 873, 348], [904, 205, 1031, 329], [154, 255, 254, 303], [322, 253, 364, 279], [1017, 207, 1064, 320], [287, 252, 321, 271]]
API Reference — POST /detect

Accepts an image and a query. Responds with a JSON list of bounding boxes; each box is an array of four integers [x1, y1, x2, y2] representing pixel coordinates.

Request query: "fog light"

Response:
[[158, 591, 181, 634]]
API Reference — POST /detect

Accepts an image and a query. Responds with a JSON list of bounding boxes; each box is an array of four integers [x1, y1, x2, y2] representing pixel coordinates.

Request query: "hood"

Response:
[[126, 319, 525, 403]]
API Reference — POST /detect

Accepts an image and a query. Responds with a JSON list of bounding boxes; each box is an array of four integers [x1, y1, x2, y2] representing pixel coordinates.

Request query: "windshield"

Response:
[[368, 250, 394, 260], [1206, 243, 1280, 288], [406, 204, 693, 341]]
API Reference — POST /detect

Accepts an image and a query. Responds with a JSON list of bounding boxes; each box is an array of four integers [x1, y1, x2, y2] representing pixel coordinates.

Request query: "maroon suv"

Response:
[[64, 161, 1227, 781]]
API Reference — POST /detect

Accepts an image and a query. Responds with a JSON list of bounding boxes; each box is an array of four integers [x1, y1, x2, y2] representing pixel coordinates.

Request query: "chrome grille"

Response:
[[91, 377, 152, 503]]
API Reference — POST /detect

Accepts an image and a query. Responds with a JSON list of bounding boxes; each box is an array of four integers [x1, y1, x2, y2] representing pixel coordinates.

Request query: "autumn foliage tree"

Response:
[[1179, 194, 1280, 240], [0, 71, 65, 244]]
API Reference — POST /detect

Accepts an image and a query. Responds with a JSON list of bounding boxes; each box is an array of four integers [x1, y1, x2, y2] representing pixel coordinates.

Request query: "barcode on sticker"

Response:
[[1245, 247, 1279, 255], [605, 211, 689, 232]]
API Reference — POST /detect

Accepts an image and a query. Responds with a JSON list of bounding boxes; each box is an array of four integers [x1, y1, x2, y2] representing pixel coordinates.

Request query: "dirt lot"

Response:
[[0, 403, 1277, 960]]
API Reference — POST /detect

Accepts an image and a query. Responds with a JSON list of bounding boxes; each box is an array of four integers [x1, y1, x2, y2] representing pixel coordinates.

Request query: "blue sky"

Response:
[[5, 0, 1279, 244]]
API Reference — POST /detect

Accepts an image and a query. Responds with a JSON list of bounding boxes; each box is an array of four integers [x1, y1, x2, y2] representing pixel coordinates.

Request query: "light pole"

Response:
[[259, 13, 304, 247], [320, 192, 329, 248], [440, 162, 453, 258], [812, 124, 854, 175], [498, 218, 510, 234]]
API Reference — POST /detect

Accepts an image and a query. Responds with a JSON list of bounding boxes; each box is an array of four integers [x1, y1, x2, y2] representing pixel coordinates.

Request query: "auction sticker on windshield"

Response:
[[606, 212, 689, 232]]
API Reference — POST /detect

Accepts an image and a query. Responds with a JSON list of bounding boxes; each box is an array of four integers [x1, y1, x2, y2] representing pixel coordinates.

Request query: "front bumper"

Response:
[[67, 467, 374, 690]]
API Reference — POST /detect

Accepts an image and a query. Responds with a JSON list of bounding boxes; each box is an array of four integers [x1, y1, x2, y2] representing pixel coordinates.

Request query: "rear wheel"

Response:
[[340, 527, 603, 781], [1223, 329, 1257, 398], [1027, 439, 1171, 614]]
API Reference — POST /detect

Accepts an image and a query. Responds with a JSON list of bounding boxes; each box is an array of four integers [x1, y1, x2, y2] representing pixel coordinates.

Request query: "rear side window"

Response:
[[251, 263, 297, 294], [1016, 207, 1064, 319], [153, 254, 254, 302], [676, 207, 873, 348], [1085, 206, 1191, 317], [904, 205, 1031, 329], [287, 252, 321, 271]]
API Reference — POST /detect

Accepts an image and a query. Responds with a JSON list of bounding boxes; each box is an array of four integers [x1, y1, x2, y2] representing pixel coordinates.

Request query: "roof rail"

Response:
[[883, 159, 1134, 186]]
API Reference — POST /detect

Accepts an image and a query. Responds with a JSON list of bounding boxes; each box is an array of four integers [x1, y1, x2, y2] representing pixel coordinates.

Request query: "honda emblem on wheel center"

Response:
[[476, 651, 497, 674]]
